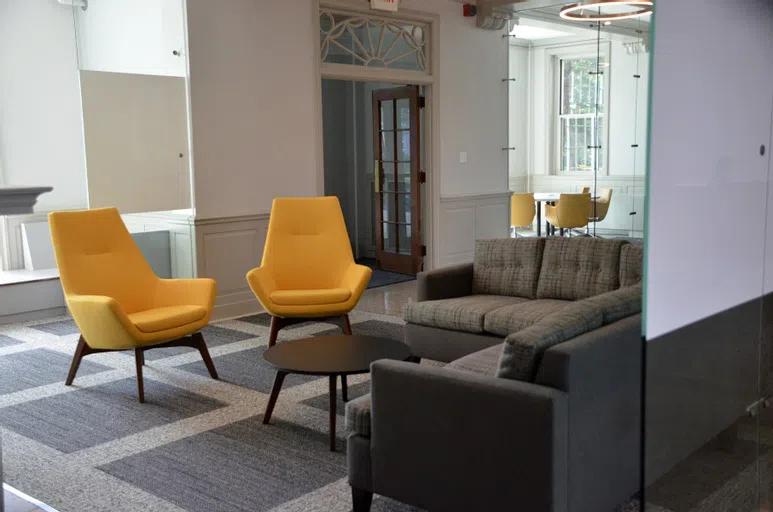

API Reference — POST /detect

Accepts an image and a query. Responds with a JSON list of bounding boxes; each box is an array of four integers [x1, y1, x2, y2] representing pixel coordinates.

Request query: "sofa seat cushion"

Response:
[[483, 299, 571, 336], [537, 237, 627, 300], [345, 393, 372, 437], [472, 238, 545, 299], [270, 288, 351, 306], [128, 305, 207, 334], [446, 343, 503, 376], [405, 295, 527, 334], [498, 301, 604, 381], [619, 243, 644, 287], [583, 283, 643, 324]]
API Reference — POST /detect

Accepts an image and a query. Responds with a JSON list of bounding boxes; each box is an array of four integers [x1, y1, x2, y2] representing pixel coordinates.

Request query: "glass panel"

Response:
[[380, 100, 394, 130], [380, 163, 395, 192], [320, 11, 429, 72], [381, 131, 395, 160], [382, 223, 396, 253], [397, 130, 411, 161], [381, 192, 395, 222], [398, 193, 411, 224], [397, 98, 410, 129], [398, 224, 411, 255], [397, 163, 411, 192]]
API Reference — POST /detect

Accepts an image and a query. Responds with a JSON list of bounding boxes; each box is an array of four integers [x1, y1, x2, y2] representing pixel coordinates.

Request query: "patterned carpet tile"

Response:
[[313, 319, 405, 341], [0, 333, 23, 348], [142, 324, 257, 361], [0, 377, 226, 453], [177, 345, 317, 393], [98, 417, 347, 512], [0, 348, 111, 394], [301, 380, 371, 417], [29, 319, 80, 336]]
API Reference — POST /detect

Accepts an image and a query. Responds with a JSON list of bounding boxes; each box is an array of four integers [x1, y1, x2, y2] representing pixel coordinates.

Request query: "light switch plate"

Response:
[[459, 152, 468, 164]]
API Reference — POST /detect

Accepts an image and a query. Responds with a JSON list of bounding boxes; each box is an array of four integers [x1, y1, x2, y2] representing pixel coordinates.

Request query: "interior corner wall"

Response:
[[0, 0, 88, 212], [509, 45, 530, 191], [424, 0, 508, 197], [185, 0, 320, 220]]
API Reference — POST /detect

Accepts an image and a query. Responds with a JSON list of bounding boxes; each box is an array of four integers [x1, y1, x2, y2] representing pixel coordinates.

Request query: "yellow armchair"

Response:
[[545, 193, 592, 235], [246, 197, 372, 347], [49, 207, 219, 402]]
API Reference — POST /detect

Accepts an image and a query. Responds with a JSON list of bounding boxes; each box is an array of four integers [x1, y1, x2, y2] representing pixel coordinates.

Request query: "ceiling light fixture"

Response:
[[559, 1, 653, 22]]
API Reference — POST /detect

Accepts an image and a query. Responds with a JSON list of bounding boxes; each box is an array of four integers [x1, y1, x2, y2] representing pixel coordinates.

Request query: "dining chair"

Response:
[[589, 188, 613, 227], [545, 193, 592, 236], [510, 193, 536, 237], [49, 207, 219, 403], [581, 186, 591, 195]]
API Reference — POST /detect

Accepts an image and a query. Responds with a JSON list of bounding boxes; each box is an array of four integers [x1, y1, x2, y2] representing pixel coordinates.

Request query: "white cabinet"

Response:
[[75, 0, 186, 77]]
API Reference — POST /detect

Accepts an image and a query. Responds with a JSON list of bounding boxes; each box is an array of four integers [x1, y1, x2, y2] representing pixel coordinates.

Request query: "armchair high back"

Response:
[[50, 207, 219, 402], [247, 197, 372, 347]]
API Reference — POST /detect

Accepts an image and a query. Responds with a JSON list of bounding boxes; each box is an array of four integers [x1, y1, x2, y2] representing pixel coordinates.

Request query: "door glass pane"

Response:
[[383, 223, 396, 252], [398, 224, 411, 255], [397, 98, 410, 128], [381, 131, 395, 160], [398, 194, 411, 224], [397, 131, 411, 161], [380, 100, 393, 130], [381, 192, 394, 222], [380, 163, 394, 191], [398, 163, 411, 192]]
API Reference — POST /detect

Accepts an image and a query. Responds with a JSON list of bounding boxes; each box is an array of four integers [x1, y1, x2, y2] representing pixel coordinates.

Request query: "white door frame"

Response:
[[312, 0, 441, 270]]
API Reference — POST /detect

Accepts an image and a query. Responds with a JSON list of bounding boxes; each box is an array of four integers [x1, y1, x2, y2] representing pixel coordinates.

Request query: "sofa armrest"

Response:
[[416, 263, 474, 302], [369, 360, 568, 512]]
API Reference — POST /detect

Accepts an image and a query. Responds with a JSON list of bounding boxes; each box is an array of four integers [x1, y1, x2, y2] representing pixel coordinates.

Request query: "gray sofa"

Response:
[[345, 237, 644, 512]]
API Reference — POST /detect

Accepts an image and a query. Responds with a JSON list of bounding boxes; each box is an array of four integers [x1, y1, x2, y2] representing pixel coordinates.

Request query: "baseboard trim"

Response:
[[0, 307, 67, 325], [211, 298, 262, 322]]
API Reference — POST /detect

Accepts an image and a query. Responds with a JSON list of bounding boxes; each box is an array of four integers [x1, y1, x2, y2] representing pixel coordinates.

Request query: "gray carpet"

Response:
[[0, 311, 762, 512], [0, 311, 421, 512]]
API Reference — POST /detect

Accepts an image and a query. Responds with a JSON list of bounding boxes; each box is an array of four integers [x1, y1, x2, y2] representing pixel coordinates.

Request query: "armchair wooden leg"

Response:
[[342, 314, 352, 335], [139, 350, 145, 366], [65, 335, 89, 386], [135, 348, 145, 403], [352, 487, 373, 512], [268, 316, 282, 348], [192, 332, 219, 379]]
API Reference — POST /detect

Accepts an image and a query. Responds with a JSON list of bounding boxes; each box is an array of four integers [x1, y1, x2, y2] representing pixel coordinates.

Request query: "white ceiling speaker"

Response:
[[560, 1, 653, 22]]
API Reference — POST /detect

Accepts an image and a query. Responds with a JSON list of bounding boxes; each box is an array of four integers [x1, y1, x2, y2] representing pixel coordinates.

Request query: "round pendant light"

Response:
[[559, 1, 653, 22]]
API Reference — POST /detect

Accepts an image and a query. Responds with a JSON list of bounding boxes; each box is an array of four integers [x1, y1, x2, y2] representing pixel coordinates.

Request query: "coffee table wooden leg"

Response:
[[263, 371, 287, 424], [329, 374, 337, 451], [341, 374, 348, 402]]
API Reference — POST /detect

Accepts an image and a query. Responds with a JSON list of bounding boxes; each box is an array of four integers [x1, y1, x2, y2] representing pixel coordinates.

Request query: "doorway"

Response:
[[321, 79, 425, 280]]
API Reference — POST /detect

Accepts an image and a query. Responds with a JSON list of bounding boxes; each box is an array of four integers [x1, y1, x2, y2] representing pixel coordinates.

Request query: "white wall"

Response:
[[0, 0, 87, 212], [80, 71, 191, 214], [75, 0, 186, 77], [645, 1, 773, 339], [186, 0, 509, 221], [426, 0, 508, 197], [186, 0, 320, 220], [509, 45, 530, 189]]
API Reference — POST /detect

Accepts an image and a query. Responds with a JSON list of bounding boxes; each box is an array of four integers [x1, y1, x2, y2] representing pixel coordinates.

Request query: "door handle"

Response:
[[374, 161, 380, 193]]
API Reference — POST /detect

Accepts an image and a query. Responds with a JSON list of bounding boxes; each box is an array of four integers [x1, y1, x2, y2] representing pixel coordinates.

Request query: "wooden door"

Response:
[[372, 86, 422, 275]]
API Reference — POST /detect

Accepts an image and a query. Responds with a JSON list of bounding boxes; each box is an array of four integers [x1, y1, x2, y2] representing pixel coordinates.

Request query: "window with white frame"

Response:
[[555, 55, 607, 173]]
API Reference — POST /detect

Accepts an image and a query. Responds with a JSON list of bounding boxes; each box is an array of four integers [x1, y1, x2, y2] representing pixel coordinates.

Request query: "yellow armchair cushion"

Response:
[[128, 305, 208, 334], [270, 288, 352, 306]]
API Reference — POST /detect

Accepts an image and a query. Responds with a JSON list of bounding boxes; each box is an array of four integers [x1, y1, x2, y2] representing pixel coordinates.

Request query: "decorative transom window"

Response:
[[319, 10, 428, 72]]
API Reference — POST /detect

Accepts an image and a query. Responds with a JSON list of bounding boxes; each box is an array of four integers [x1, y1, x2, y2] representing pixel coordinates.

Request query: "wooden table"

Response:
[[262, 335, 412, 451]]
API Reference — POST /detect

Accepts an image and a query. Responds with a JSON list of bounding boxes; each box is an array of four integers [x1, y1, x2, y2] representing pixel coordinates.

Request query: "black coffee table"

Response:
[[262, 335, 412, 451]]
